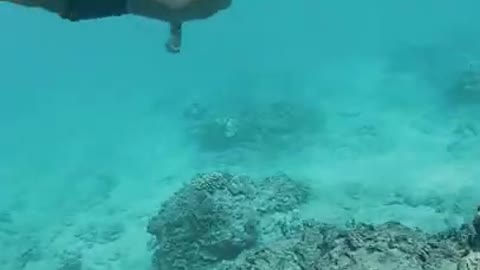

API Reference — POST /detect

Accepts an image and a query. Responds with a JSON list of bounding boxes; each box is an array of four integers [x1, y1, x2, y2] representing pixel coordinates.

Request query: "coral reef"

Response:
[[471, 206, 480, 251], [474, 206, 480, 235], [458, 207, 480, 270], [182, 101, 324, 152], [447, 66, 480, 105], [385, 44, 466, 88], [147, 172, 480, 270], [386, 44, 480, 107], [215, 221, 465, 270], [146, 172, 309, 270]]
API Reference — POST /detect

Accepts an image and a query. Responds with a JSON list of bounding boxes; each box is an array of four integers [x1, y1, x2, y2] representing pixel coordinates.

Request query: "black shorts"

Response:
[[61, 0, 128, 21]]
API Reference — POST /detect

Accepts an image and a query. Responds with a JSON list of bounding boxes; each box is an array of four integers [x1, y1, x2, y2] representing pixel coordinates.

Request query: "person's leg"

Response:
[[165, 22, 182, 54]]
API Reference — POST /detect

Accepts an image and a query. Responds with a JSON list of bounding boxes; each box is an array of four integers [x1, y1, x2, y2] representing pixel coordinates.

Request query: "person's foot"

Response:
[[165, 36, 180, 53], [165, 22, 182, 54]]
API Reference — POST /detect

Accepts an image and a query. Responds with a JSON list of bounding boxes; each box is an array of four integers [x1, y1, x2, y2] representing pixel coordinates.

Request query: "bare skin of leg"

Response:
[[165, 21, 182, 54]]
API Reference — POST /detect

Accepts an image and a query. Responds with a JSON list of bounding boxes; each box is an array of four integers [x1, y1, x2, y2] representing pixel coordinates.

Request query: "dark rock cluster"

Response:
[[147, 172, 479, 270], [448, 67, 480, 105], [146, 172, 309, 270], [471, 206, 480, 251], [182, 101, 324, 152], [215, 221, 467, 270], [474, 206, 480, 235]]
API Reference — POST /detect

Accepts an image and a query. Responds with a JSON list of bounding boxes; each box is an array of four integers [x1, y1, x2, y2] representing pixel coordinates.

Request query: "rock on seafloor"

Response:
[[146, 172, 309, 270], [146, 171, 480, 270]]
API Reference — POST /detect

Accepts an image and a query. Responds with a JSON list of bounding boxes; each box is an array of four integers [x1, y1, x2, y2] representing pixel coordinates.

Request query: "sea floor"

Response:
[[1, 51, 480, 269]]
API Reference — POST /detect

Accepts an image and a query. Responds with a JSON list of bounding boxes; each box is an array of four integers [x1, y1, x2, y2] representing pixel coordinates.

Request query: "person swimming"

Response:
[[2, 0, 232, 53]]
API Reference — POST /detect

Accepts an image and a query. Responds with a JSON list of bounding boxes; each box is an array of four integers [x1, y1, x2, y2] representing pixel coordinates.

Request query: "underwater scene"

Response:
[[1, 0, 480, 269]]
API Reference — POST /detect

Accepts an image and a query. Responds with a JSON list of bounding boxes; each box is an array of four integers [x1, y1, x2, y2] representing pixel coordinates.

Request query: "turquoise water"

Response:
[[1, 1, 480, 269]]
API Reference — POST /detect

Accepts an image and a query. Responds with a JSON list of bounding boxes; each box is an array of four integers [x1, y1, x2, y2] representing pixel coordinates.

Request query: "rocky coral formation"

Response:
[[470, 206, 480, 251], [182, 101, 324, 152], [458, 221, 480, 270], [447, 66, 480, 105], [146, 172, 479, 270], [216, 221, 467, 270], [385, 44, 467, 89], [146, 172, 309, 270], [474, 207, 480, 235]]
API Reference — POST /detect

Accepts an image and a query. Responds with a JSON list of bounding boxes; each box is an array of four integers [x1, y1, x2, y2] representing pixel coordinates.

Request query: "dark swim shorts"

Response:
[[60, 0, 128, 21]]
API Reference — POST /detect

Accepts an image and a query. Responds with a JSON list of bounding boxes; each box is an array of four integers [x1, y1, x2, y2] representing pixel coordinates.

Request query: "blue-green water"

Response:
[[1, 1, 480, 269]]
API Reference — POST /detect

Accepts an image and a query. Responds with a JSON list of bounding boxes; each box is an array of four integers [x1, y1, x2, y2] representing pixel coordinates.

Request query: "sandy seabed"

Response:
[[1, 20, 480, 269]]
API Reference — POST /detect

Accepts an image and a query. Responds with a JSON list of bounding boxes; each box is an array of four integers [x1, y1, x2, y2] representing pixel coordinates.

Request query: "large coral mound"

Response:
[[146, 172, 309, 270], [182, 101, 325, 152], [147, 172, 478, 270]]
